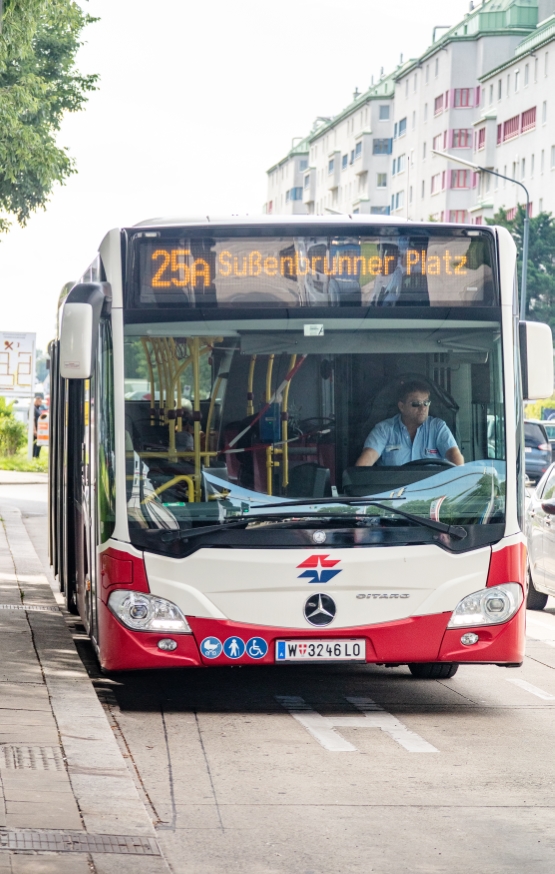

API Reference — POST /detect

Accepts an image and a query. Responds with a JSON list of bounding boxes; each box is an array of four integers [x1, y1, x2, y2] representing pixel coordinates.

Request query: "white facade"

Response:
[[265, 0, 555, 224], [472, 14, 555, 221]]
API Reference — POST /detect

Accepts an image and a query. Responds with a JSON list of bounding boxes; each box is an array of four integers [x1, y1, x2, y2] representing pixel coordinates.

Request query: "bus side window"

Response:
[[98, 322, 116, 542]]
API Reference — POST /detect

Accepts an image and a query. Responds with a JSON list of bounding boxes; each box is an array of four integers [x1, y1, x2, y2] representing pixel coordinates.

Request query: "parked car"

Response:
[[526, 463, 555, 610], [524, 420, 552, 484], [541, 420, 555, 460]]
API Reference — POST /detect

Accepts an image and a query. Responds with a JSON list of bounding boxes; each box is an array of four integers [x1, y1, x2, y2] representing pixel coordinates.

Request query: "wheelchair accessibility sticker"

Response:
[[199, 636, 268, 660], [246, 637, 268, 659]]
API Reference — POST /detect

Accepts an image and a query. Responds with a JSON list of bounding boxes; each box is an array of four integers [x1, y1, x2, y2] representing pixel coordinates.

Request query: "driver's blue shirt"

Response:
[[363, 414, 457, 467]]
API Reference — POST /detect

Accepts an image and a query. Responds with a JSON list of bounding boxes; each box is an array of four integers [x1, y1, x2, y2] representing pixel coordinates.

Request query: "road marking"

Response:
[[506, 678, 555, 700], [276, 695, 438, 753]]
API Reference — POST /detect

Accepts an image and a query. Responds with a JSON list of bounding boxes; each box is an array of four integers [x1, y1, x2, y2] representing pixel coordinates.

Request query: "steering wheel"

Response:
[[400, 458, 455, 469]]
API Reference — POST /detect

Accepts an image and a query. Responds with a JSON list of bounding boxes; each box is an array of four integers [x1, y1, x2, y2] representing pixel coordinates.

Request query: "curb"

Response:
[[0, 502, 171, 873]]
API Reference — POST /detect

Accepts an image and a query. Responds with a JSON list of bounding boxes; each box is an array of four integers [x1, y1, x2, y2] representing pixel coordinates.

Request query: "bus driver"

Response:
[[356, 380, 464, 468]]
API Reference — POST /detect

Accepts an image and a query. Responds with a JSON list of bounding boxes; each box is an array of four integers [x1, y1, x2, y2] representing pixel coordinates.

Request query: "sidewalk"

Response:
[[0, 502, 170, 873], [0, 473, 48, 486]]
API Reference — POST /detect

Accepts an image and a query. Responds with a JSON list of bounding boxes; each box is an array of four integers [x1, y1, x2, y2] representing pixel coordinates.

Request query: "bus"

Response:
[[48, 216, 553, 676]]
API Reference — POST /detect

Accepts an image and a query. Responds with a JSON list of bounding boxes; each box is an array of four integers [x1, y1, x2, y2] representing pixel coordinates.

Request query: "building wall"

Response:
[[265, 148, 309, 216]]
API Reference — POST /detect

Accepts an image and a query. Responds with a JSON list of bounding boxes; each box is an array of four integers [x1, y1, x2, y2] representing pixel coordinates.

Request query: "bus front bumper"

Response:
[[97, 599, 525, 672]]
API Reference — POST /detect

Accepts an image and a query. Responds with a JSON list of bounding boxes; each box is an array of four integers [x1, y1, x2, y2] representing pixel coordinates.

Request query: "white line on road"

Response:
[[506, 678, 555, 700], [276, 695, 438, 753]]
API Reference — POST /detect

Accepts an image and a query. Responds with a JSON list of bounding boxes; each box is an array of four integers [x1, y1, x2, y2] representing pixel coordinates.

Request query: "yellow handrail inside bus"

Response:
[[247, 355, 257, 416], [265, 354, 275, 496], [281, 354, 297, 490], [141, 474, 195, 505]]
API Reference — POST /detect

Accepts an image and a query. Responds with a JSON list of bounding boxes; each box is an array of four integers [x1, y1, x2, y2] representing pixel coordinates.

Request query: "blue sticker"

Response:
[[246, 637, 268, 659], [200, 637, 222, 659], [223, 637, 245, 659], [276, 641, 286, 661]]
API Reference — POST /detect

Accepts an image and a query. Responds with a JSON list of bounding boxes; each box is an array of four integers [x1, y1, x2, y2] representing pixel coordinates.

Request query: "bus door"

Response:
[[80, 377, 98, 635]]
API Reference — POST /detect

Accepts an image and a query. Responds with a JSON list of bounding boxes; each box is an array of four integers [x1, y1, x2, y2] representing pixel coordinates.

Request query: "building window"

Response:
[[497, 123, 502, 144], [431, 172, 441, 193], [377, 172, 387, 188], [299, 159, 308, 171], [394, 190, 405, 210], [451, 169, 469, 189], [498, 79, 502, 100], [397, 154, 405, 173], [379, 105, 390, 120], [424, 103, 428, 122], [412, 111, 416, 129], [350, 149, 355, 163], [551, 145, 555, 168], [454, 88, 472, 107], [398, 117, 407, 136], [531, 154, 535, 176], [421, 179, 425, 197], [373, 138, 392, 154], [414, 74, 417, 92], [489, 84, 494, 104], [515, 70, 520, 92], [453, 129, 472, 148], [434, 94, 444, 115], [449, 210, 467, 223], [521, 158, 526, 179], [543, 101, 547, 123], [355, 141, 362, 159], [405, 79, 409, 97], [304, 175, 310, 189], [507, 73, 510, 97], [435, 58, 439, 77], [477, 128, 486, 150], [426, 64, 429, 84], [285, 187, 303, 202], [535, 57, 539, 82], [522, 106, 537, 132], [541, 149, 545, 172], [432, 133, 443, 151], [423, 141, 427, 159], [328, 159, 334, 174], [503, 115, 520, 141], [506, 206, 517, 221], [342, 154, 348, 170], [525, 64, 529, 86], [409, 185, 413, 202]]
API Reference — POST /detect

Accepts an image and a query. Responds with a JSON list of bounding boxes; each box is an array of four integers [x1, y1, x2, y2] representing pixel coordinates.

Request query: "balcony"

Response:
[[302, 168, 316, 204]]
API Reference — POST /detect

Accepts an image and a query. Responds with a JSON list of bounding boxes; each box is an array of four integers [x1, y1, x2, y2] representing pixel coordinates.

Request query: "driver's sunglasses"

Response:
[[410, 400, 431, 408]]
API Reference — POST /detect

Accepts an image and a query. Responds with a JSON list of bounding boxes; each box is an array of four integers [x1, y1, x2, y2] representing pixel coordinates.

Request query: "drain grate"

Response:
[[0, 604, 59, 613], [0, 830, 160, 855], [0, 746, 64, 770]]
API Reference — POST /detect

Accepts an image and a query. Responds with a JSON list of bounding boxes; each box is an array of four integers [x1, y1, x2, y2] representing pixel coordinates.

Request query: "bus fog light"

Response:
[[447, 583, 522, 628], [461, 633, 479, 646], [108, 590, 192, 633], [157, 639, 178, 652]]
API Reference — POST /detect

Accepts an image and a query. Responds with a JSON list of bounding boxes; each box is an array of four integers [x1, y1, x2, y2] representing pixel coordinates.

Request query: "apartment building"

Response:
[[472, 13, 555, 221], [264, 75, 396, 217], [266, 136, 310, 216], [391, 0, 552, 223], [264, 0, 555, 223]]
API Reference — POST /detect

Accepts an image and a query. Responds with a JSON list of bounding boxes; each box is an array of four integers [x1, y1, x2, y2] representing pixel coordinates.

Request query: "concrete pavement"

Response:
[[0, 499, 170, 873]]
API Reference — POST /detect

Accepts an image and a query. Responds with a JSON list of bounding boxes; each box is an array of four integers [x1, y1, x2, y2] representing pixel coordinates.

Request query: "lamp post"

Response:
[[431, 150, 530, 321]]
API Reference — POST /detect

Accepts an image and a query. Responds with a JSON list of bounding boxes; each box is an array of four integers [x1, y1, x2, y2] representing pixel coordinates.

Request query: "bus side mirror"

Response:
[[58, 282, 111, 380], [520, 321, 554, 401], [59, 303, 93, 379], [541, 501, 555, 516]]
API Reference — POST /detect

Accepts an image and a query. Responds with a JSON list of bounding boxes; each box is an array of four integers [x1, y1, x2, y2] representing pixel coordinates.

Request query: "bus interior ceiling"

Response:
[[123, 332, 502, 504]]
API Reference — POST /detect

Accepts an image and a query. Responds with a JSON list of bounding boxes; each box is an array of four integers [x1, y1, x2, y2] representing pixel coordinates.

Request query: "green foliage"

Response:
[[0, 0, 98, 232], [0, 416, 26, 455], [486, 205, 555, 329], [0, 396, 15, 418], [0, 446, 48, 471], [525, 397, 555, 419]]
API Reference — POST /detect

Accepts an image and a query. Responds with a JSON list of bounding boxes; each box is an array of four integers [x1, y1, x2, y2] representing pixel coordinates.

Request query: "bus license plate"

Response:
[[275, 639, 365, 662]]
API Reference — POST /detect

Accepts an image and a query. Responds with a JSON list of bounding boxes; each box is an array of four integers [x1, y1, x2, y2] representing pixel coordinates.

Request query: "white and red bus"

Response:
[[49, 216, 553, 676]]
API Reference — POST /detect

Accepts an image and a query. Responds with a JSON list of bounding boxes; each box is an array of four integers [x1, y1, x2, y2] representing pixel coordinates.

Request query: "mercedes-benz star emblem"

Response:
[[304, 593, 336, 626], [312, 530, 327, 544]]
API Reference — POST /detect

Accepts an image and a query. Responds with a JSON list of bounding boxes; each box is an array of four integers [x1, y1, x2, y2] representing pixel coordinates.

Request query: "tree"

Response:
[[486, 206, 555, 331], [0, 0, 98, 233]]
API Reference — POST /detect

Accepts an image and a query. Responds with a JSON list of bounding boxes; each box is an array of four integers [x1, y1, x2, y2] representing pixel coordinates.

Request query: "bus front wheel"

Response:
[[408, 662, 459, 679]]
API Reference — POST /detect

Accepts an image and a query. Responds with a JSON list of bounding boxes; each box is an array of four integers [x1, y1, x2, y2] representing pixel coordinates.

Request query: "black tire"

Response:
[[408, 662, 459, 679], [527, 567, 548, 610]]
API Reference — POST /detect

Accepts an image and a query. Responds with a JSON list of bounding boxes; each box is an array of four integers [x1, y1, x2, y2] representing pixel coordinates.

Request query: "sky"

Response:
[[0, 0, 472, 352]]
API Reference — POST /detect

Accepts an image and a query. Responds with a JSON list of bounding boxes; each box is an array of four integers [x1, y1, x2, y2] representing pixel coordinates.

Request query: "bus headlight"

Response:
[[108, 590, 192, 633], [447, 583, 522, 628]]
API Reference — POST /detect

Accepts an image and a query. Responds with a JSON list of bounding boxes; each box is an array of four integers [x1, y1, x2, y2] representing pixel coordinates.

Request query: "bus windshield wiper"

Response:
[[160, 498, 466, 542], [249, 498, 468, 541]]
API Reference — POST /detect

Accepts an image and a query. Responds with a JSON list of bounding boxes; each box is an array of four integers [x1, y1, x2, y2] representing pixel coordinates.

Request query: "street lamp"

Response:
[[432, 149, 530, 321]]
